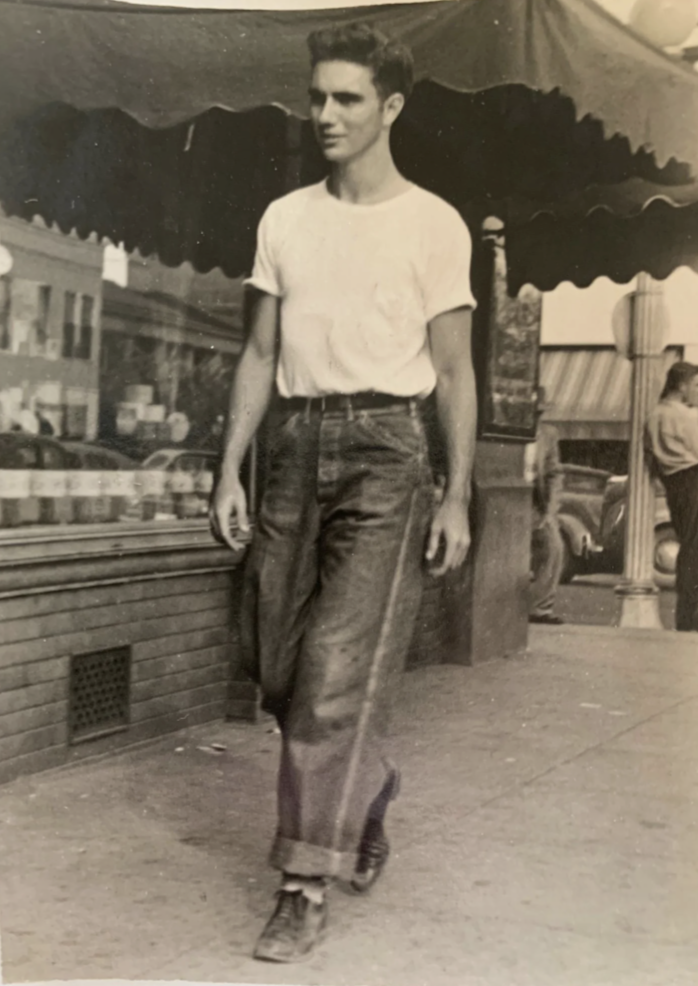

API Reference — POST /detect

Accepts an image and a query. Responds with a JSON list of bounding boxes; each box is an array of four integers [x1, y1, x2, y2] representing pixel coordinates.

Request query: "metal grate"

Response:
[[68, 646, 131, 744]]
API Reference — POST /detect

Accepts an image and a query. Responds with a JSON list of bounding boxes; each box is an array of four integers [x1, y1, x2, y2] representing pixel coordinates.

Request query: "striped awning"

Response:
[[539, 347, 681, 441]]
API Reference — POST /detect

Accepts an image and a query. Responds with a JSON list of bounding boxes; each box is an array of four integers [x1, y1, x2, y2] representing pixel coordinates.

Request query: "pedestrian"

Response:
[[527, 386, 565, 625], [210, 22, 477, 963], [646, 361, 698, 632]]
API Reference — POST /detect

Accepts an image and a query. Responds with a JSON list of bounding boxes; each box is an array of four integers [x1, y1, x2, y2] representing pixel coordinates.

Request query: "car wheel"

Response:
[[653, 525, 678, 591], [559, 531, 579, 584]]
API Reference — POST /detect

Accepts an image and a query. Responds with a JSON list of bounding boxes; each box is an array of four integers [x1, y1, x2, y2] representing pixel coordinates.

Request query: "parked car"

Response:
[[597, 475, 678, 590], [558, 464, 611, 583], [0, 432, 136, 471], [0, 433, 139, 526], [0, 431, 83, 471], [62, 441, 137, 471], [556, 464, 678, 590]]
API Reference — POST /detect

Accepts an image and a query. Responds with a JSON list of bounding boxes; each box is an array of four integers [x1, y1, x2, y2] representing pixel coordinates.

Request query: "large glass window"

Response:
[[0, 243, 247, 541]]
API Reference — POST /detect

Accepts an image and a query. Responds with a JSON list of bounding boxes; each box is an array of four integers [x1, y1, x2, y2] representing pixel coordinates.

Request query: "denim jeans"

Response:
[[241, 400, 434, 879]]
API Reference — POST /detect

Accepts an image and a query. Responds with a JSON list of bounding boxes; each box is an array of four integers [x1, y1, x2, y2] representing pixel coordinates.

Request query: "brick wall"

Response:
[[0, 530, 254, 785]]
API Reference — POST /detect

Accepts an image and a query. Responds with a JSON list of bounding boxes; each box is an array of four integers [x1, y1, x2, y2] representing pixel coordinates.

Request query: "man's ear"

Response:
[[383, 92, 405, 127]]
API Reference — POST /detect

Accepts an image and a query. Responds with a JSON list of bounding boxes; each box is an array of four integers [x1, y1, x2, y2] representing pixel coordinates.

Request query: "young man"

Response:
[[646, 361, 698, 632], [210, 23, 477, 962]]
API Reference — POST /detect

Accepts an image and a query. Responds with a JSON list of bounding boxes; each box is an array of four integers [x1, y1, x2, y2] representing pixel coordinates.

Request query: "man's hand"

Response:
[[209, 475, 249, 551], [425, 496, 471, 577]]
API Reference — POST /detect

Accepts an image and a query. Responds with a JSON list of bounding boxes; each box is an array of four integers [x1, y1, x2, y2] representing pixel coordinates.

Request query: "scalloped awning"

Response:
[[1, 0, 698, 290], [1, 0, 698, 171]]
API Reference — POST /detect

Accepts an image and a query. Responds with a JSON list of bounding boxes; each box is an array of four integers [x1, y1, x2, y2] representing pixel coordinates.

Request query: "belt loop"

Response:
[[303, 398, 312, 423], [346, 396, 355, 422]]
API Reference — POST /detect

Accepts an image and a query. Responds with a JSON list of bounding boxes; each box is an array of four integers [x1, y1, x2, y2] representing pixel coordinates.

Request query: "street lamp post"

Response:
[[615, 272, 667, 629]]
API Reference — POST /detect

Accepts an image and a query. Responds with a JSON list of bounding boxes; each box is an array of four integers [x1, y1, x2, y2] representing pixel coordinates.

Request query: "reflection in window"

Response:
[[0, 278, 11, 351], [78, 295, 94, 360], [33, 284, 52, 356], [62, 291, 76, 358], [1, 279, 52, 356], [62, 292, 94, 360]]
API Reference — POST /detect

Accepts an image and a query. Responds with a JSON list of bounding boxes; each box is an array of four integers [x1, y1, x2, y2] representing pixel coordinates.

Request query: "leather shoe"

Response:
[[529, 613, 565, 625], [351, 765, 401, 894], [253, 889, 327, 963]]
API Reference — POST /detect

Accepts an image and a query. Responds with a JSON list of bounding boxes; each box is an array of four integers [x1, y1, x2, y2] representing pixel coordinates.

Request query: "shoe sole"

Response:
[[253, 917, 327, 964]]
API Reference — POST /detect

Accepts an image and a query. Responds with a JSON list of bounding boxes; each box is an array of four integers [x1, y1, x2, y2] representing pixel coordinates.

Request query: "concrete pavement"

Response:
[[0, 623, 697, 986]]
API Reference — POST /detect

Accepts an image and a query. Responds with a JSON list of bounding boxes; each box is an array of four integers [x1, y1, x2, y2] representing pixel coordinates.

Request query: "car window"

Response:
[[178, 455, 207, 473], [142, 453, 170, 470], [41, 443, 70, 470], [0, 437, 39, 469]]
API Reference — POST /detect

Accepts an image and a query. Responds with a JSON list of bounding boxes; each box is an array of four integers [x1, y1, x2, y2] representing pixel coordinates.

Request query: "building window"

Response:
[[0, 279, 52, 356], [0, 277, 10, 351], [34, 284, 51, 354], [78, 294, 94, 360], [62, 291, 76, 358], [62, 292, 94, 360]]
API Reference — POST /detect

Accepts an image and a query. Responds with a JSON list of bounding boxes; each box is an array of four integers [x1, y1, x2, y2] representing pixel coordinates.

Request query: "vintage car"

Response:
[[557, 464, 611, 583], [557, 464, 678, 590], [0, 433, 138, 525], [597, 475, 678, 590]]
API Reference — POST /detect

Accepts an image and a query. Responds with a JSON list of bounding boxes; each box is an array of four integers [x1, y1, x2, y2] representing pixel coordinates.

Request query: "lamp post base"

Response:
[[615, 581, 663, 630]]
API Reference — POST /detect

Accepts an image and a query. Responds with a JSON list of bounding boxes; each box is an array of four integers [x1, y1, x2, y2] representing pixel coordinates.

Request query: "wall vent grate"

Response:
[[68, 646, 131, 744]]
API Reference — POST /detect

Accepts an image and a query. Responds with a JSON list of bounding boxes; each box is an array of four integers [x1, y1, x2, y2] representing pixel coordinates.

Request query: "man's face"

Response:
[[309, 60, 396, 163]]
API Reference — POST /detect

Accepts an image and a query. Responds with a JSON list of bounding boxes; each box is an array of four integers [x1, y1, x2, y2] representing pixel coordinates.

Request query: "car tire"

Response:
[[653, 525, 679, 591]]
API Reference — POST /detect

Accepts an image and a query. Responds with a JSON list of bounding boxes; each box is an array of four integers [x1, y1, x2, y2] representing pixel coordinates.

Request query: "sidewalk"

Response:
[[1, 624, 697, 986]]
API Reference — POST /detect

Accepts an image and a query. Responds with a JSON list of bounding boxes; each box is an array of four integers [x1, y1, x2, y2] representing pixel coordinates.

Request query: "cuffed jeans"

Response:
[[240, 401, 434, 880]]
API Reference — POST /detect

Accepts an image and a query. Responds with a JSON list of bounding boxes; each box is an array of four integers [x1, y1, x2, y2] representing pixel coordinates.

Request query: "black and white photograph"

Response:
[[0, 0, 697, 983]]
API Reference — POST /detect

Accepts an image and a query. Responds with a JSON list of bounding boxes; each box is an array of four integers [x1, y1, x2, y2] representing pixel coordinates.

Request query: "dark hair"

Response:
[[307, 22, 414, 101], [660, 360, 698, 398]]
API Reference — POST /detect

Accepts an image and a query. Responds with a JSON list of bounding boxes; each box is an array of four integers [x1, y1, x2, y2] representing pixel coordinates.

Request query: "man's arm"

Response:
[[426, 306, 477, 576], [209, 290, 279, 550]]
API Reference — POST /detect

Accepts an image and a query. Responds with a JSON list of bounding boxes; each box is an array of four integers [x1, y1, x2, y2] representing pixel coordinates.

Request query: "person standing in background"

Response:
[[646, 361, 698, 632], [528, 386, 565, 625]]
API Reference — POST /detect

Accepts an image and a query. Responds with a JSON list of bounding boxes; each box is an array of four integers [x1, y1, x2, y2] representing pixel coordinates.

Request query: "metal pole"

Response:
[[616, 272, 665, 629]]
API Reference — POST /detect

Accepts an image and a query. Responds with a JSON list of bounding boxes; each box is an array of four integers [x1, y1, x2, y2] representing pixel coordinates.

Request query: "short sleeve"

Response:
[[243, 204, 282, 297], [422, 204, 476, 322]]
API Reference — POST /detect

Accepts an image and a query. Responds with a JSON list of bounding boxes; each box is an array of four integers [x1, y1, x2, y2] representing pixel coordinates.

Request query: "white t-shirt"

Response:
[[245, 180, 476, 398], [646, 398, 698, 476]]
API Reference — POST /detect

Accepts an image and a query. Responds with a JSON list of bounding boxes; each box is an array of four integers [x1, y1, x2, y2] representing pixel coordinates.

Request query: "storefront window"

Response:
[[0, 430, 254, 531], [0, 222, 247, 544]]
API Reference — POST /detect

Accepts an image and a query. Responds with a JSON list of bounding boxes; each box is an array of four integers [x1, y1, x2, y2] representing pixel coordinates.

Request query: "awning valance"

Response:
[[0, 0, 697, 172], [1, 0, 698, 290]]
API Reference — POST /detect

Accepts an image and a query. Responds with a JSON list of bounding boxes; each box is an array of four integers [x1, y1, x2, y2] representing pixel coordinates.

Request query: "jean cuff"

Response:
[[270, 836, 358, 881]]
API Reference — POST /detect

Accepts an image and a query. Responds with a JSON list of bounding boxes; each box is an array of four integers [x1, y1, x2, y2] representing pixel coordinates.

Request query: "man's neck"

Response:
[[327, 143, 410, 205]]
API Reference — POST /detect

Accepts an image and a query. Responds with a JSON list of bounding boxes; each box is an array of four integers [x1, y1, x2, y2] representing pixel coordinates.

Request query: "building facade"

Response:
[[0, 214, 103, 438]]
